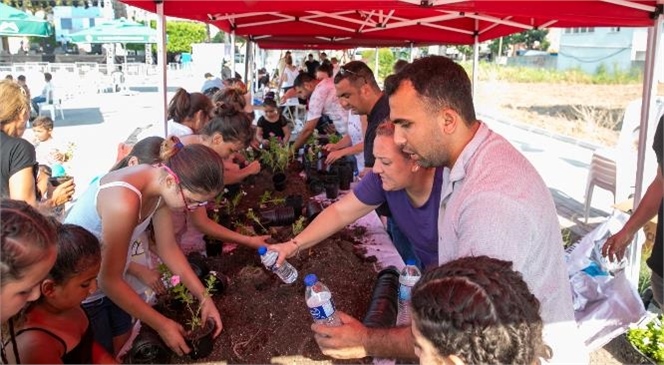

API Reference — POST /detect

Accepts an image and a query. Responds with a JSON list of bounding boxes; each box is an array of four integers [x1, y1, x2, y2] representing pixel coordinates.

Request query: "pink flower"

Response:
[[170, 275, 181, 286]]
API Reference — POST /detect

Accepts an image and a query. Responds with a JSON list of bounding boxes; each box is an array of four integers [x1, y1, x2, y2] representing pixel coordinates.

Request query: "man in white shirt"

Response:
[[31, 72, 53, 114], [290, 73, 348, 151]]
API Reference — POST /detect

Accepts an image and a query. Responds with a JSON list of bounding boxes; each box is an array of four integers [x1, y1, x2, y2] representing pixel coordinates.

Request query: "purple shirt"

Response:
[[353, 168, 442, 269]]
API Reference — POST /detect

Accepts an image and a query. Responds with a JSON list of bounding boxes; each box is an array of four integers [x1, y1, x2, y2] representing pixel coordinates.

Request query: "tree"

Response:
[[360, 48, 395, 82], [147, 20, 206, 54], [489, 29, 550, 56]]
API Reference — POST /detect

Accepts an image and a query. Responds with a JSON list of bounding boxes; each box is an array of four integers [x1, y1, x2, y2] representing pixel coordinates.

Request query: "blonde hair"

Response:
[[0, 80, 29, 126]]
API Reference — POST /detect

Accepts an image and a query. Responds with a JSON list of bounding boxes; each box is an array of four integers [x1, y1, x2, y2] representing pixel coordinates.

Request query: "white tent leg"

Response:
[[409, 42, 414, 62], [230, 30, 236, 78], [472, 19, 479, 99], [626, 13, 663, 288], [156, 1, 167, 135], [374, 47, 379, 75]]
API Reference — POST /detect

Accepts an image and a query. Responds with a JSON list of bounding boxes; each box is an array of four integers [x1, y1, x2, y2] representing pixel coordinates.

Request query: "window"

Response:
[[60, 18, 72, 30]]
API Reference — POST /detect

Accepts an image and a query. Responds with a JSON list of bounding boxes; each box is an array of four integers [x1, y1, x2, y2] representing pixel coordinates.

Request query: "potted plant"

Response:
[[160, 268, 219, 360], [247, 208, 270, 235], [626, 314, 663, 364], [258, 190, 286, 209], [259, 136, 291, 191]]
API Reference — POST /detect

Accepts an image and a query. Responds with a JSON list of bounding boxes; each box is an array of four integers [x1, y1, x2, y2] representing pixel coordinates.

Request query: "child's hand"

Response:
[[50, 150, 65, 162], [135, 265, 166, 295], [244, 160, 261, 176], [50, 178, 75, 206]]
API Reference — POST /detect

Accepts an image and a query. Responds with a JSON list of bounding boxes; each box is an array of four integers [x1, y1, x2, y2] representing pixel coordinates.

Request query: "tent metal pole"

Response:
[[626, 13, 663, 288], [374, 47, 379, 77], [409, 42, 414, 62], [230, 30, 236, 78], [472, 19, 479, 99], [156, 1, 167, 136]]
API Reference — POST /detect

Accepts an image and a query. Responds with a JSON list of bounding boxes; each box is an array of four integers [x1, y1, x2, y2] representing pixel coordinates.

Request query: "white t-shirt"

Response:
[[307, 78, 347, 135], [136, 119, 194, 141], [347, 112, 364, 169], [437, 122, 588, 364]]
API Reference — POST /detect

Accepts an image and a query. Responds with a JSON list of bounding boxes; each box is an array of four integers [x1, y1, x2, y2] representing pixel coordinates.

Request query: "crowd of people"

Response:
[[1, 52, 661, 365]]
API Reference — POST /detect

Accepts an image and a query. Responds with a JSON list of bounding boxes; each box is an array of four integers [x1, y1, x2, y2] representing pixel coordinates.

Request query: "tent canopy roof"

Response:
[[121, 0, 661, 47], [0, 3, 52, 37]]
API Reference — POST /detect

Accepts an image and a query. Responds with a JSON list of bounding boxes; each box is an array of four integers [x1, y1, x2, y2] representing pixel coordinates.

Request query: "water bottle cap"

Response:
[[406, 259, 417, 266], [51, 164, 66, 177], [304, 274, 317, 286], [257, 246, 267, 255]]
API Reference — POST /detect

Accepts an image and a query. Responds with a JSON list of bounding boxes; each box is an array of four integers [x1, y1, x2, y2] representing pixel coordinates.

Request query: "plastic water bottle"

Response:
[[397, 260, 422, 325], [258, 246, 298, 284], [304, 274, 342, 326]]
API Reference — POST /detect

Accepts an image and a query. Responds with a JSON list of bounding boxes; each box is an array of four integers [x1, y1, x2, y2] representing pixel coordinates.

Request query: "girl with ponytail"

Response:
[[65, 136, 224, 358]]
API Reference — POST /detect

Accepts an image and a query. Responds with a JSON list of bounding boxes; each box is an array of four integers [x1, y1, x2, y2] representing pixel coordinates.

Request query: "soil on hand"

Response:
[[141, 167, 383, 364]]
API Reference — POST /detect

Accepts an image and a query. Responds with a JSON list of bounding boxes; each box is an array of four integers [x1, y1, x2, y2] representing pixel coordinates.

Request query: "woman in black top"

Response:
[[256, 98, 291, 145]]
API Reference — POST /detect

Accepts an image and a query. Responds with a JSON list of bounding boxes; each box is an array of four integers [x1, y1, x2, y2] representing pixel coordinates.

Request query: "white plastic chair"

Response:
[[584, 97, 664, 223], [38, 86, 64, 120]]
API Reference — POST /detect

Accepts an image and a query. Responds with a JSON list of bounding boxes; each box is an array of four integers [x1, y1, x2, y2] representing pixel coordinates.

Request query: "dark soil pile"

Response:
[[130, 165, 383, 364]]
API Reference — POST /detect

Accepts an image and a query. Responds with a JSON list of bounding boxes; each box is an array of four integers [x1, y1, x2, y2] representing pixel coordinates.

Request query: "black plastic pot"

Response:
[[49, 175, 73, 187], [305, 201, 324, 221], [337, 163, 353, 191], [324, 177, 340, 200], [307, 178, 324, 196], [186, 318, 216, 360], [260, 206, 295, 226], [206, 271, 230, 296], [362, 266, 400, 328], [187, 254, 210, 282], [272, 172, 287, 191], [217, 212, 235, 230], [224, 183, 241, 198], [126, 326, 172, 364], [204, 237, 223, 257], [285, 195, 303, 217]]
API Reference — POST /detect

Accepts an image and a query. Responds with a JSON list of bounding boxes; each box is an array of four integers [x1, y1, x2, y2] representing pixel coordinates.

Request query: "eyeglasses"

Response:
[[264, 109, 279, 114], [161, 164, 208, 212], [339, 66, 367, 84]]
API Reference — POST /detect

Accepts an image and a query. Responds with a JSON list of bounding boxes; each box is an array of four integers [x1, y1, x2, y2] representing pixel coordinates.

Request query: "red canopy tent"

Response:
[[122, 0, 659, 49]]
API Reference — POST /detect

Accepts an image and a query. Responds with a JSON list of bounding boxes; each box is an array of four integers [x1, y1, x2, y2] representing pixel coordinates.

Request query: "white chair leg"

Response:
[[584, 183, 594, 224]]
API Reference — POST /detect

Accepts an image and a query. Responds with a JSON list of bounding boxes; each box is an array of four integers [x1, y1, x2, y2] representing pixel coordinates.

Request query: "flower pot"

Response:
[[224, 183, 241, 198], [285, 195, 303, 217], [337, 163, 353, 191], [307, 178, 324, 196], [272, 172, 287, 191], [127, 325, 172, 364], [204, 237, 223, 257], [186, 318, 216, 360], [305, 201, 324, 221], [49, 175, 73, 187], [217, 212, 236, 230], [260, 206, 295, 226], [206, 271, 230, 296], [324, 177, 340, 200], [362, 266, 400, 328], [187, 254, 210, 282]]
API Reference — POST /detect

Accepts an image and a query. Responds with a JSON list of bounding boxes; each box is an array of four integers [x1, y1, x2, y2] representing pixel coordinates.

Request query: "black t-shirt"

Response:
[[365, 94, 390, 168], [646, 115, 663, 277], [305, 60, 320, 78], [0, 131, 37, 198], [257, 115, 288, 140]]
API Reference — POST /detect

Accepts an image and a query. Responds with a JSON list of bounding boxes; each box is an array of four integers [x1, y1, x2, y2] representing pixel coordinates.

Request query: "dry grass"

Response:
[[474, 81, 664, 147]]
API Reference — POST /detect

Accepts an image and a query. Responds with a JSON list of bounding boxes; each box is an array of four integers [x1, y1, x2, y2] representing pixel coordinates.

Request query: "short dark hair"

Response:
[[393, 59, 409, 74], [49, 224, 101, 285], [293, 73, 315, 88], [411, 256, 551, 365], [384, 56, 476, 125], [17, 75, 26, 82], [333, 61, 379, 90], [32, 116, 54, 130], [44, 72, 52, 82], [316, 63, 333, 77]]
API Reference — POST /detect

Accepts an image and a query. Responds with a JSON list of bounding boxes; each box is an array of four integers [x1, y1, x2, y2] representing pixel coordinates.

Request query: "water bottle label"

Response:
[[399, 286, 411, 301], [309, 300, 336, 320]]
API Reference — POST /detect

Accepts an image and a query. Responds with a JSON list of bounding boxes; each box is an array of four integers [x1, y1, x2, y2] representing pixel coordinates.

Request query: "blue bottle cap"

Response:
[[304, 274, 317, 286], [257, 246, 267, 255], [51, 164, 66, 177], [406, 259, 417, 266]]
